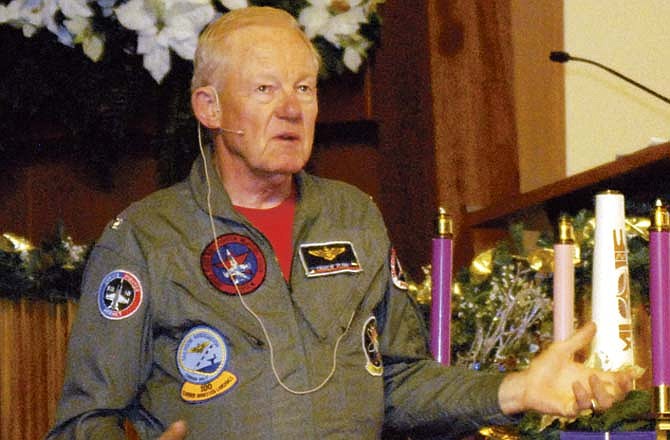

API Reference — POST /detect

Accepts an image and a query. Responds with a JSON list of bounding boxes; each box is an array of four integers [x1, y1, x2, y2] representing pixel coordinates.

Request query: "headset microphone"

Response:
[[220, 127, 245, 135], [209, 86, 244, 135]]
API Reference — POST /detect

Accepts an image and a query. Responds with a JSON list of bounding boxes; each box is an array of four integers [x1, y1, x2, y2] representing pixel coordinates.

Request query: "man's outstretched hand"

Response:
[[498, 322, 637, 417]]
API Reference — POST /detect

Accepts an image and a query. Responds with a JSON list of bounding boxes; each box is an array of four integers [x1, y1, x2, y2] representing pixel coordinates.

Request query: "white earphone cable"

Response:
[[197, 122, 356, 395]]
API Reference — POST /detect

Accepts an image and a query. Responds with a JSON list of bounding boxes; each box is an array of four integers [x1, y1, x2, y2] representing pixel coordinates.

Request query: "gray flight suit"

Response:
[[47, 152, 512, 439]]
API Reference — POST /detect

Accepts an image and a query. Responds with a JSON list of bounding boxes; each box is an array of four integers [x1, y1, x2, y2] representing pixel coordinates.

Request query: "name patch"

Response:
[[177, 325, 237, 403], [98, 270, 143, 320], [298, 241, 362, 277]]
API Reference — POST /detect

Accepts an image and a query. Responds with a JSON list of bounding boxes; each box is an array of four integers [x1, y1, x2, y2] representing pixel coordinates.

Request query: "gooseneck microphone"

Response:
[[549, 50, 670, 105]]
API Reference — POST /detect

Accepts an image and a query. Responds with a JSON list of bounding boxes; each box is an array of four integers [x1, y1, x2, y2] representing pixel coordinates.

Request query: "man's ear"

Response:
[[192, 86, 222, 129]]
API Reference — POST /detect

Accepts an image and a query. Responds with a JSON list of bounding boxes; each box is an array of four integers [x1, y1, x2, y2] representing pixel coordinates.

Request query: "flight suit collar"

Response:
[[189, 150, 242, 221], [188, 149, 318, 226]]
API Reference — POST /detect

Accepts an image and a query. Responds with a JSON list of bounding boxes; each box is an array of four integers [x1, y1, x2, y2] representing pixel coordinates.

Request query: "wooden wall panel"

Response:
[[309, 144, 381, 201], [1, 154, 159, 245], [428, 0, 520, 267], [511, 0, 565, 193], [0, 299, 77, 440], [372, 0, 438, 280]]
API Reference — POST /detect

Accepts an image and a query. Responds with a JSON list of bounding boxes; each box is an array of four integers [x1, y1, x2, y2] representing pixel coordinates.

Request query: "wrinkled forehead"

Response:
[[218, 25, 320, 82], [228, 25, 318, 64]]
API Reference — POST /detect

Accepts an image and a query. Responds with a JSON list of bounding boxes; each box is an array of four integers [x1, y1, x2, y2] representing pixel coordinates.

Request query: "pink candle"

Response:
[[553, 216, 576, 342], [649, 199, 670, 387], [430, 207, 453, 365]]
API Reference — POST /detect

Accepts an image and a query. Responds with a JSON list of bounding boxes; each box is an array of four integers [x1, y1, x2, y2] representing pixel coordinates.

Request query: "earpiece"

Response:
[[209, 86, 221, 115], [205, 86, 244, 135]]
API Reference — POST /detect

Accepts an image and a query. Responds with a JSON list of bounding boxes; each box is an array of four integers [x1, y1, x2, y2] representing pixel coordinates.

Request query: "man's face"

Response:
[[215, 25, 319, 178]]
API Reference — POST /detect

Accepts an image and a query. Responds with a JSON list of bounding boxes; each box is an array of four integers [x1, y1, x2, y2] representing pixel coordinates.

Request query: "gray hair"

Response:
[[191, 6, 321, 93]]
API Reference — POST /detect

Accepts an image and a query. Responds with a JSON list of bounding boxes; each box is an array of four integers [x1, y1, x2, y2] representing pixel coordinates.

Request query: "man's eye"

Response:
[[256, 85, 271, 93], [297, 85, 313, 93]]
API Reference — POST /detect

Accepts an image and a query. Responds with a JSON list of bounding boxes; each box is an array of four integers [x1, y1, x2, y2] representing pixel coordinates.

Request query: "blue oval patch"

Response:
[[177, 326, 228, 384]]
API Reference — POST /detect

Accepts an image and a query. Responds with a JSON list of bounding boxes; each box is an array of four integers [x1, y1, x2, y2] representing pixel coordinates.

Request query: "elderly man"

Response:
[[48, 6, 633, 440]]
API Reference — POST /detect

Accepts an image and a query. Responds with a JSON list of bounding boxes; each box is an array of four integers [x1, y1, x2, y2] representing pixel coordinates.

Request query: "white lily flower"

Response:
[[59, 0, 103, 60], [1, 0, 45, 37], [65, 15, 105, 61], [83, 33, 104, 60], [41, 0, 74, 45], [137, 32, 171, 82], [115, 0, 156, 34], [218, 0, 248, 10], [161, 0, 215, 59], [298, 1, 330, 40], [320, 5, 366, 47], [342, 38, 369, 72], [342, 45, 362, 72], [60, 0, 93, 19], [1, 0, 380, 84], [116, 0, 215, 82], [299, 1, 369, 47]]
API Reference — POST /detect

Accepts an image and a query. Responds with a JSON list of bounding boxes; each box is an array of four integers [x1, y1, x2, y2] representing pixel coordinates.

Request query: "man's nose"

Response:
[[275, 91, 303, 121]]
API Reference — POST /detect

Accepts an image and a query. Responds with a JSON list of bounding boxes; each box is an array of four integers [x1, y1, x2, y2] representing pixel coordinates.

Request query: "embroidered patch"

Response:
[[390, 247, 408, 290], [98, 270, 143, 320], [362, 316, 383, 376], [110, 217, 123, 230], [298, 241, 362, 277], [177, 326, 237, 403], [201, 234, 266, 295]]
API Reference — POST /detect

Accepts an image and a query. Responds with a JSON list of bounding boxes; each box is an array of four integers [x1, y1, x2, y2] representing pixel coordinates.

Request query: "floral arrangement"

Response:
[[0, 224, 89, 302], [415, 207, 654, 438], [450, 241, 554, 373], [412, 209, 652, 374], [0, 0, 384, 82]]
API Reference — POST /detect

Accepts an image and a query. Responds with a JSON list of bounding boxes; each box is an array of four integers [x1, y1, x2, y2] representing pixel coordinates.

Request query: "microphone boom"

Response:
[[549, 50, 670, 105]]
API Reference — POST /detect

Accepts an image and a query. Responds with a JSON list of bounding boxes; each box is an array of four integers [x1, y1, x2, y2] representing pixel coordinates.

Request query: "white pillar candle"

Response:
[[590, 190, 635, 370]]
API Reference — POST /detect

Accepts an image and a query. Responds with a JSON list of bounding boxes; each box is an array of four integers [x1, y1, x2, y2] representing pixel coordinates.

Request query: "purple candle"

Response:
[[650, 199, 670, 387], [430, 207, 454, 365]]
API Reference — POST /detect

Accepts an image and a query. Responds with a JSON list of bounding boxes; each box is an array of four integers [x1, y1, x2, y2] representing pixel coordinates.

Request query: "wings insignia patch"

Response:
[[299, 241, 362, 277]]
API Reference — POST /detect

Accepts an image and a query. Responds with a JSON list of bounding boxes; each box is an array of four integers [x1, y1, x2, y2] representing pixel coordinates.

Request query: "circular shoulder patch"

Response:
[[177, 326, 228, 384], [362, 316, 383, 376], [201, 234, 266, 295], [98, 270, 143, 320]]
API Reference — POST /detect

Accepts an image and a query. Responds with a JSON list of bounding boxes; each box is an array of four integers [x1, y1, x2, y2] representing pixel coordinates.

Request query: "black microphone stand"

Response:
[[549, 51, 670, 106]]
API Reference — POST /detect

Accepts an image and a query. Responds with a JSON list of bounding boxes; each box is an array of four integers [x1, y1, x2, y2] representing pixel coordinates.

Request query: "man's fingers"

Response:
[[591, 374, 617, 410], [562, 322, 596, 355], [615, 366, 640, 394], [572, 380, 591, 412], [159, 420, 188, 440]]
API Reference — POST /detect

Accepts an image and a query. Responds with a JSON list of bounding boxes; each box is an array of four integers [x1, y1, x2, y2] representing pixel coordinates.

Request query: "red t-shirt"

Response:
[[234, 194, 296, 281]]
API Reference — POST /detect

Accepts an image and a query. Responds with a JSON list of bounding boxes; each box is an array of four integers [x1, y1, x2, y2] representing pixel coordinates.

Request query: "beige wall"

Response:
[[564, 0, 670, 175], [512, 1, 670, 191]]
